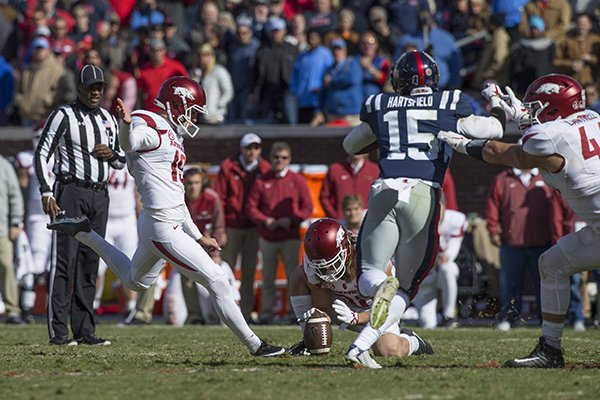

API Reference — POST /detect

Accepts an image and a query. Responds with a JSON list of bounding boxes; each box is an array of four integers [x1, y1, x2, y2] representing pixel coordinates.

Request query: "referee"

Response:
[[34, 64, 125, 346]]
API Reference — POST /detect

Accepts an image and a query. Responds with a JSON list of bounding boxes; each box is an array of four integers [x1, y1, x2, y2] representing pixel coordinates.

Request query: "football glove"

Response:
[[297, 307, 317, 323], [332, 299, 359, 326], [499, 86, 532, 131], [481, 83, 504, 108], [437, 131, 472, 155]]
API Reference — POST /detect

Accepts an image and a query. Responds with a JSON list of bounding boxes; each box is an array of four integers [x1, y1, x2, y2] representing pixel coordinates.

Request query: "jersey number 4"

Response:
[[579, 124, 600, 160], [171, 150, 186, 183], [383, 109, 439, 160]]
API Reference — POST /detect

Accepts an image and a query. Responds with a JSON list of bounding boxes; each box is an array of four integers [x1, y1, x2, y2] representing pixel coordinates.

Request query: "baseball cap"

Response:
[[240, 132, 262, 148], [267, 17, 286, 32], [31, 36, 50, 49], [369, 6, 387, 23], [330, 38, 346, 49], [77, 64, 105, 87], [529, 15, 545, 33]]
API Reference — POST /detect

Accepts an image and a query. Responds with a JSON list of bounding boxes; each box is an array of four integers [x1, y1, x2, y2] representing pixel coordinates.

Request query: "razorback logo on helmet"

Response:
[[336, 226, 345, 249], [535, 83, 561, 95], [173, 86, 195, 101]]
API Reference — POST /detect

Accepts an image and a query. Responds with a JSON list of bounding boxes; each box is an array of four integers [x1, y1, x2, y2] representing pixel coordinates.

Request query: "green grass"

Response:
[[1, 324, 599, 400]]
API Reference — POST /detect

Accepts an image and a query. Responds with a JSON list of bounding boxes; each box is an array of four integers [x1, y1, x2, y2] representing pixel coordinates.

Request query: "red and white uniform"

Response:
[[14, 150, 55, 275]]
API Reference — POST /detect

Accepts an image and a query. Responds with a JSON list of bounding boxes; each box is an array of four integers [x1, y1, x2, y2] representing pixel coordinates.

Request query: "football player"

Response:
[[289, 218, 433, 365], [47, 76, 285, 357], [341, 50, 507, 368], [439, 73, 600, 368]]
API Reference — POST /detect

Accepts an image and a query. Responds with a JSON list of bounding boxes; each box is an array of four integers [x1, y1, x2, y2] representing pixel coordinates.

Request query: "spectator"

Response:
[[72, 0, 114, 31], [509, 15, 556, 96], [14, 36, 64, 126], [341, 0, 377, 34], [0, 155, 25, 324], [215, 133, 271, 323], [519, 0, 572, 40], [394, 11, 463, 90], [473, 13, 510, 88], [319, 153, 378, 220], [246, 141, 313, 324], [195, 43, 234, 125], [368, 6, 400, 62], [585, 83, 600, 113], [288, 12, 309, 52], [282, 0, 315, 20], [49, 16, 76, 59], [290, 29, 334, 124], [440, 0, 473, 39], [130, 0, 165, 31], [180, 167, 227, 325], [250, 17, 299, 124], [323, 8, 361, 55], [137, 38, 188, 114], [358, 30, 390, 99], [164, 17, 190, 66], [385, 0, 430, 36], [306, 0, 339, 36], [26, 0, 74, 34], [99, 14, 128, 72], [226, 15, 261, 123], [0, 56, 13, 126], [486, 167, 554, 331], [311, 38, 362, 127], [69, 4, 96, 44], [492, 0, 527, 41], [53, 47, 77, 106], [553, 13, 600, 86], [339, 193, 366, 236]]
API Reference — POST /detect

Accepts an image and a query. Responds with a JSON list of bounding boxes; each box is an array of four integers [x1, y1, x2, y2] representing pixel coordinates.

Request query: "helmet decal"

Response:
[[173, 86, 195, 101], [535, 83, 560, 95]]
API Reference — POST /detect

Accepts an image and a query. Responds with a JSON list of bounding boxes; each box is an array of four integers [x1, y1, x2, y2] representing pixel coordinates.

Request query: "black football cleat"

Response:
[[503, 337, 565, 368], [288, 341, 311, 357], [49, 336, 78, 346], [253, 341, 286, 357], [47, 216, 91, 236], [401, 328, 434, 355], [76, 335, 111, 346]]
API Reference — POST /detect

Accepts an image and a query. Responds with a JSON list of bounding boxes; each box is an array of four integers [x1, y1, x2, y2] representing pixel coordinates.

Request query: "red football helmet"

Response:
[[154, 76, 207, 137], [304, 218, 353, 282], [522, 74, 585, 125]]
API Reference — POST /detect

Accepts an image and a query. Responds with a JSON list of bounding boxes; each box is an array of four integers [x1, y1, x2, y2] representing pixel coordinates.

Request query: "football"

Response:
[[303, 309, 332, 355]]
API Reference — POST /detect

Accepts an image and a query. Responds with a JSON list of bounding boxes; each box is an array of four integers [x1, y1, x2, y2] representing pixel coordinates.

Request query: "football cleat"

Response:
[[76, 335, 111, 346], [344, 345, 382, 369], [253, 341, 286, 357], [47, 216, 91, 236], [370, 277, 399, 329], [503, 337, 565, 368], [401, 328, 434, 355], [49, 336, 78, 346], [288, 341, 311, 357]]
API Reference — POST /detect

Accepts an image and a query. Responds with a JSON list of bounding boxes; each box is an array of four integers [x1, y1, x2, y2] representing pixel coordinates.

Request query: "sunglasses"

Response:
[[272, 155, 289, 160]]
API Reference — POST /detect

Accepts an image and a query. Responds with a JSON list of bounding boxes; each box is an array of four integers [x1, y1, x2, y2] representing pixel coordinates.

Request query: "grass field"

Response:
[[1, 323, 599, 400]]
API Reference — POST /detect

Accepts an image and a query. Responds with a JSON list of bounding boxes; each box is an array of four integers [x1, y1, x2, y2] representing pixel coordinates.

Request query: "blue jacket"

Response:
[[290, 45, 334, 108], [321, 57, 362, 116], [492, 0, 527, 28], [394, 27, 463, 89], [0, 57, 14, 111], [227, 38, 261, 91]]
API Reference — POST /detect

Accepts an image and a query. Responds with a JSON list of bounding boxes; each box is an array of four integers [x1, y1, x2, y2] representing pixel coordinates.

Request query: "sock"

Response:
[[439, 262, 458, 319], [76, 230, 134, 288], [207, 277, 261, 353], [353, 324, 382, 350], [399, 333, 419, 356], [542, 320, 564, 349], [290, 295, 312, 331]]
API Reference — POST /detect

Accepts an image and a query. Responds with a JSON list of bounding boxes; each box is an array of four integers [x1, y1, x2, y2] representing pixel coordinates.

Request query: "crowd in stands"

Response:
[[1, 0, 600, 128]]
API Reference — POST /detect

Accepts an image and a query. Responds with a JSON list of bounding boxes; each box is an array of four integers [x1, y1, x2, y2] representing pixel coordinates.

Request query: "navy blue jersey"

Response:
[[360, 90, 473, 185]]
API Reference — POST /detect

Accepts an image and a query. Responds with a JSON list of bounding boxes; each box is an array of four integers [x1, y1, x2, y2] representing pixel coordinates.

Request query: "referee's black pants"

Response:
[[47, 183, 109, 340]]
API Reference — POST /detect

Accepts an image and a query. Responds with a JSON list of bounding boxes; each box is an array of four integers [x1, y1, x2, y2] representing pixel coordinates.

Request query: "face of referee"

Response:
[[77, 82, 105, 109]]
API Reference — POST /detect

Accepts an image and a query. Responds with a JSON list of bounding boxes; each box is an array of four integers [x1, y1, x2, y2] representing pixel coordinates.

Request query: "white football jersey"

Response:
[[106, 168, 137, 219], [125, 110, 186, 211], [522, 110, 600, 229], [15, 150, 55, 216], [438, 209, 467, 262], [303, 257, 371, 312]]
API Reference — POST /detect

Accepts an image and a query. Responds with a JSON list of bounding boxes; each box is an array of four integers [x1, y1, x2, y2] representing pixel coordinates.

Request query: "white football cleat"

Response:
[[344, 345, 382, 369], [370, 277, 399, 329]]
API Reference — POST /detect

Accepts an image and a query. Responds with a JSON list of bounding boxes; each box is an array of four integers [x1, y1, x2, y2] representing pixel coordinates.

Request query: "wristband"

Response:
[[466, 140, 489, 161]]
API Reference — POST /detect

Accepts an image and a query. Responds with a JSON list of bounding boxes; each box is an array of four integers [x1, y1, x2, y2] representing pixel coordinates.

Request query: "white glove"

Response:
[[499, 86, 532, 130], [481, 83, 504, 107], [297, 307, 317, 323], [437, 131, 472, 155], [332, 299, 359, 326]]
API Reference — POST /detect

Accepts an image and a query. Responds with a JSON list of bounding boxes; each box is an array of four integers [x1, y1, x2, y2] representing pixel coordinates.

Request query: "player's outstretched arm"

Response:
[[343, 122, 377, 155], [456, 84, 506, 140]]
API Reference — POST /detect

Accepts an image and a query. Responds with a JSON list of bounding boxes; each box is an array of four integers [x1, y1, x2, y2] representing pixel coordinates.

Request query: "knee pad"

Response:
[[538, 246, 570, 283]]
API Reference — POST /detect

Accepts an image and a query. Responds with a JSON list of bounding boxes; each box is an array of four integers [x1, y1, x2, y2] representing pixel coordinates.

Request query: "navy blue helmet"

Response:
[[390, 50, 440, 95]]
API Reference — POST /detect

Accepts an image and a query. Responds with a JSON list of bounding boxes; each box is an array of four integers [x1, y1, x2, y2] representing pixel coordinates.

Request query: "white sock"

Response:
[[353, 324, 382, 350], [76, 230, 134, 288], [207, 277, 261, 353], [290, 295, 312, 331], [399, 333, 419, 356], [542, 320, 564, 350], [439, 262, 458, 319]]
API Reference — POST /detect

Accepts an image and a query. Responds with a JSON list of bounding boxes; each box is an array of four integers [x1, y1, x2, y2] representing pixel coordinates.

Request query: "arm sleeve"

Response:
[[343, 123, 376, 155], [182, 206, 202, 241], [34, 109, 65, 194], [457, 115, 503, 139], [522, 128, 556, 156], [120, 115, 161, 152]]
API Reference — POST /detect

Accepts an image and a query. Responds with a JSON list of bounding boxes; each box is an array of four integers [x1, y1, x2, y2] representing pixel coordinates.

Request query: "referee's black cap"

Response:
[[77, 64, 105, 87]]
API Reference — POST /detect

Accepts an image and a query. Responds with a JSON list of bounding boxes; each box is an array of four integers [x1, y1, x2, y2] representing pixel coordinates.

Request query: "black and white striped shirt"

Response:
[[34, 101, 126, 194]]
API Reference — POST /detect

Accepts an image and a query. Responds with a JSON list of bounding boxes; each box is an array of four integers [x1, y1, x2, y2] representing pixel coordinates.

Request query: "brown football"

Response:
[[303, 309, 332, 355]]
